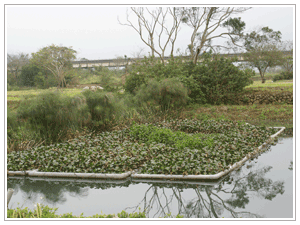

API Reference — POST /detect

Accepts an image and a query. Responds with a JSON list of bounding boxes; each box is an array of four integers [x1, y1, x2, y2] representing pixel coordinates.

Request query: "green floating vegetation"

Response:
[[7, 119, 278, 176], [129, 123, 218, 150]]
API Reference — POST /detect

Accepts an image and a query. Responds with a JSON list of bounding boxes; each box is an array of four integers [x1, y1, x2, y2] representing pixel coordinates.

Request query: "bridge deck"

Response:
[[72, 51, 292, 68]]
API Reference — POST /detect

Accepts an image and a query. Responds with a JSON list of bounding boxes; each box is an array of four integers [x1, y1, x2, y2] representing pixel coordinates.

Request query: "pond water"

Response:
[[7, 137, 294, 219]]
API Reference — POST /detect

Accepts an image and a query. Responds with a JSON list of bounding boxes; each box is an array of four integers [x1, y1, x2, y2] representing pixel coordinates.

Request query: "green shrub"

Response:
[[7, 108, 19, 139], [125, 56, 190, 94], [82, 90, 121, 129], [7, 107, 44, 152], [134, 78, 189, 111], [17, 91, 90, 142], [192, 54, 254, 105], [273, 71, 293, 82], [19, 62, 58, 89], [63, 69, 79, 87], [7, 84, 21, 91], [34, 71, 57, 89], [124, 70, 147, 94], [19, 64, 40, 87], [93, 66, 121, 92], [124, 55, 253, 105], [272, 74, 282, 82]]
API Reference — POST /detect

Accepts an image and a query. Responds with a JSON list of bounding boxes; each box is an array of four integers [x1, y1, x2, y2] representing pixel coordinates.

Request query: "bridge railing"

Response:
[[71, 51, 292, 68]]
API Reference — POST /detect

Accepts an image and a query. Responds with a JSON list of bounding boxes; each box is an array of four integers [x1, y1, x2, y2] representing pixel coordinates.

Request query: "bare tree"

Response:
[[130, 47, 146, 59], [179, 7, 250, 64], [118, 7, 184, 64]]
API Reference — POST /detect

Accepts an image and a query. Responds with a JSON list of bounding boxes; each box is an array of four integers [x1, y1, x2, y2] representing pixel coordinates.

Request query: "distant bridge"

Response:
[[71, 51, 292, 69]]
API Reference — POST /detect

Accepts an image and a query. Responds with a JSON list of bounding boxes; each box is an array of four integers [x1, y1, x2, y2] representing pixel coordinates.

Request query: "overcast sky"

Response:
[[6, 5, 294, 60]]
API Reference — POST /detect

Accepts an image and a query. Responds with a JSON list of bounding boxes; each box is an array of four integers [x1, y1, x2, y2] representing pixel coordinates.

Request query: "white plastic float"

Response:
[[8, 170, 132, 180]]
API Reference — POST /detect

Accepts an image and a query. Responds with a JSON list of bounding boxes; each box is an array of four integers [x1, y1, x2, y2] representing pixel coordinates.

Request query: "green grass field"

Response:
[[7, 87, 82, 102], [246, 79, 293, 89], [7, 78, 293, 102]]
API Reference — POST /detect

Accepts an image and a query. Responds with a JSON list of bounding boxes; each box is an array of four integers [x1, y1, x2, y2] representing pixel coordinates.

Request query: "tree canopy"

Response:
[[243, 27, 284, 83], [31, 44, 77, 87], [179, 7, 249, 63]]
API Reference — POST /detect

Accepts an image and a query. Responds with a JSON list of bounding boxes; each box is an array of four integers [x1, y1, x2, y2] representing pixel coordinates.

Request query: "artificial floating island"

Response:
[[7, 119, 284, 180]]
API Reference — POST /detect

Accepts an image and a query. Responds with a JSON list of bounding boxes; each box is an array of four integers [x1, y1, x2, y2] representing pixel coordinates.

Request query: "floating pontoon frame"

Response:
[[7, 127, 285, 181]]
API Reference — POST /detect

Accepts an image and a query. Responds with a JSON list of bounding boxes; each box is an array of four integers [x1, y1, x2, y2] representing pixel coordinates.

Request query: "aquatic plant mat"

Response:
[[7, 119, 284, 180]]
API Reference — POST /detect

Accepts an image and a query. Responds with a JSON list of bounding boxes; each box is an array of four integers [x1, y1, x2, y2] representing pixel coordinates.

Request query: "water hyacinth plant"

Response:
[[7, 119, 278, 176]]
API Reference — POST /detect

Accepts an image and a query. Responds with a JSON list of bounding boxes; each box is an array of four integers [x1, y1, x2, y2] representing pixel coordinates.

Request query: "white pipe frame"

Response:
[[7, 127, 285, 181], [8, 170, 132, 180], [131, 127, 285, 180]]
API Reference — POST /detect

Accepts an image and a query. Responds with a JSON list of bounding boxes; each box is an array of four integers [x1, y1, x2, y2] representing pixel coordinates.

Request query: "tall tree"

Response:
[[243, 27, 284, 83], [31, 44, 77, 88], [118, 7, 184, 63], [179, 7, 250, 64]]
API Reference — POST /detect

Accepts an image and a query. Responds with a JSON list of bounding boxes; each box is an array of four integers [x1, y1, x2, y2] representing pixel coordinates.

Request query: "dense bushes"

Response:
[[134, 78, 189, 111], [7, 107, 46, 152], [81, 89, 121, 129], [125, 57, 192, 93], [272, 71, 293, 82], [18, 61, 79, 89], [19, 63, 58, 88], [191, 54, 254, 104], [17, 91, 90, 142], [19, 64, 40, 87], [11, 89, 125, 146], [93, 66, 122, 92], [7, 108, 19, 140], [125, 54, 254, 105]]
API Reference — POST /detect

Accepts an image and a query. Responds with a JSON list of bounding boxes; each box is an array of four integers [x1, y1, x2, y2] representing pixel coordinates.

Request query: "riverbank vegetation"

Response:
[[7, 204, 149, 218], [7, 53, 293, 153]]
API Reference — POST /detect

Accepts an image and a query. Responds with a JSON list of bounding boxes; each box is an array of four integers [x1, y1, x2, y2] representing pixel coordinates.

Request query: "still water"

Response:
[[7, 137, 293, 218]]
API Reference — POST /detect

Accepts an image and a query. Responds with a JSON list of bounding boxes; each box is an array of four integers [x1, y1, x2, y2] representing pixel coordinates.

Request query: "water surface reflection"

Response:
[[7, 137, 293, 218]]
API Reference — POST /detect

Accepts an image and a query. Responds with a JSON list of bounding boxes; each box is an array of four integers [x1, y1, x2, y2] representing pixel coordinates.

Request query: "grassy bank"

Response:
[[6, 82, 293, 154], [7, 102, 293, 130], [246, 80, 293, 91]]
